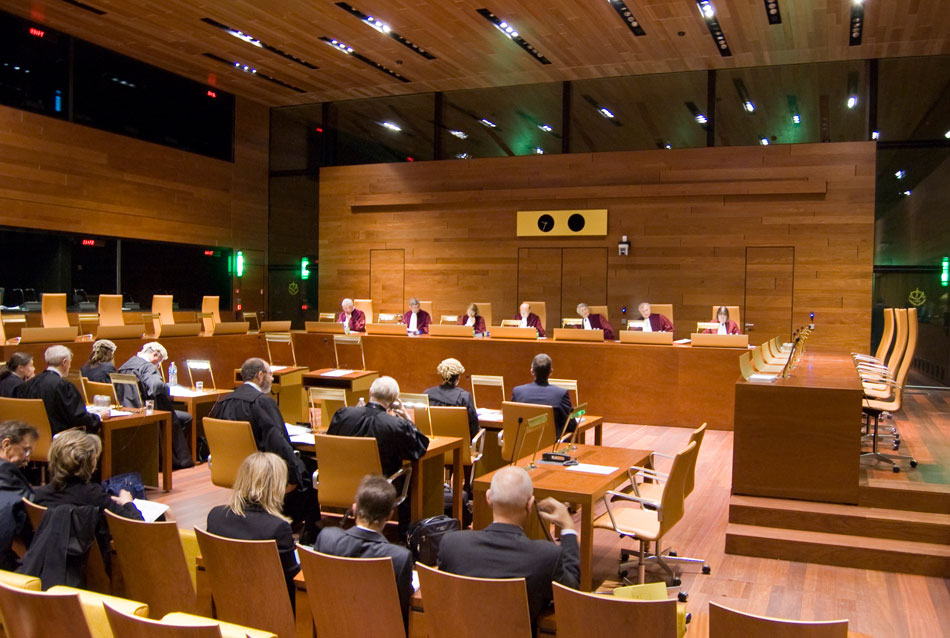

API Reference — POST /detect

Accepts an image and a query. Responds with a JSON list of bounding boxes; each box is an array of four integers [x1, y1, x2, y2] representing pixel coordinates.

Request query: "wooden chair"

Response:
[[594, 441, 699, 584], [333, 335, 366, 369], [419, 300, 434, 317], [752, 344, 785, 373], [81, 377, 118, 405], [522, 300, 547, 331], [440, 314, 459, 324], [354, 299, 374, 323], [646, 303, 674, 327], [0, 581, 95, 638], [498, 401, 556, 463], [588, 304, 609, 320], [111, 372, 144, 408], [852, 307, 894, 366], [472, 302, 492, 328], [242, 311, 261, 332], [0, 397, 53, 463], [264, 332, 297, 367], [738, 352, 757, 380], [45, 585, 149, 637], [857, 308, 907, 381], [97, 295, 125, 327], [193, 528, 295, 638], [41, 293, 70, 328], [429, 406, 485, 483], [148, 295, 202, 338], [104, 603, 222, 638], [312, 434, 411, 513], [0, 568, 41, 591], [318, 312, 336, 322], [416, 563, 531, 638], [161, 613, 277, 638], [470, 374, 505, 410], [552, 581, 677, 637], [104, 511, 198, 618], [201, 418, 257, 488], [184, 360, 216, 390], [377, 313, 400, 323], [23, 502, 111, 594], [297, 546, 405, 638], [709, 602, 848, 638], [548, 378, 579, 405], [399, 392, 431, 436], [307, 387, 347, 432], [200, 297, 249, 336]]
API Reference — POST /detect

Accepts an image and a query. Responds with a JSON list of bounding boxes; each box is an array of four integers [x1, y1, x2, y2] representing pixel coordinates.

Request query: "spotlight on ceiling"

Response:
[[849, 0, 864, 46], [696, 1, 732, 56]]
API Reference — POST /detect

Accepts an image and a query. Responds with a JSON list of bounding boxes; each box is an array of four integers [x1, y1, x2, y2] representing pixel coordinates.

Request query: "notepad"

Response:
[[321, 369, 354, 377], [565, 463, 618, 475], [133, 499, 170, 523]]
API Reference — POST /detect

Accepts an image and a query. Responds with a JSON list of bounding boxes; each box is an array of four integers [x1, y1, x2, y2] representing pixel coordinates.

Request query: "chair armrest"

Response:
[[470, 428, 486, 462], [388, 465, 413, 506], [606, 490, 660, 508]]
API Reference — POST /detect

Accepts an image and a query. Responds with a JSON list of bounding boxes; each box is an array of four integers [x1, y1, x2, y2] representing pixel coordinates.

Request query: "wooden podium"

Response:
[[302, 368, 379, 407]]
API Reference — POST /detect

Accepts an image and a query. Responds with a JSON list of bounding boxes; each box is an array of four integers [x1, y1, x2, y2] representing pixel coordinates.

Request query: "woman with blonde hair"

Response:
[[81, 339, 118, 383], [456, 303, 487, 335], [423, 358, 479, 438], [206, 452, 300, 601]]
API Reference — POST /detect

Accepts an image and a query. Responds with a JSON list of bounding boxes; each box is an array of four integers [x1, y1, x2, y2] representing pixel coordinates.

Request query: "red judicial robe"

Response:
[[401, 310, 432, 334], [702, 320, 740, 335], [457, 314, 487, 334], [577, 314, 614, 340], [513, 312, 545, 338], [647, 313, 674, 333], [337, 309, 366, 332]]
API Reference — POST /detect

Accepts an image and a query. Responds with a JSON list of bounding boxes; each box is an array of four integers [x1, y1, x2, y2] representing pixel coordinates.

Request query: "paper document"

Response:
[[565, 463, 618, 475], [133, 499, 170, 523], [285, 424, 312, 437], [673, 338, 691, 344], [411, 570, 420, 592], [321, 369, 354, 377], [748, 373, 777, 382], [476, 408, 502, 422], [286, 423, 316, 446], [109, 409, 134, 417], [270, 365, 290, 373], [169, 385, 203, 397]]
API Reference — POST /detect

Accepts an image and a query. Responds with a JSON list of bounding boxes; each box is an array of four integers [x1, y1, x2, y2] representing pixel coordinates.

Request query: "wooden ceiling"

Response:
[[2, 0, 948, 106]]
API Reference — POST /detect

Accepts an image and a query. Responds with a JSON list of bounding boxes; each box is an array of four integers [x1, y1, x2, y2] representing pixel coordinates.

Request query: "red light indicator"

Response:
[[301, 304, 309, 311], [236, 303, 243, 311], [81, 239, 96, 246], [315, 127, 323, 133], [203, 250, 214, 256], [29, 27, 45, 38], [406, 156, 415, 162], [206, 90, 217, 98]]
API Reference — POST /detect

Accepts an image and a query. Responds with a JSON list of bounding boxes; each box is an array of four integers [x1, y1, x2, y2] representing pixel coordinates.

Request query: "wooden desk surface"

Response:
[[100, 409, 173, 491]]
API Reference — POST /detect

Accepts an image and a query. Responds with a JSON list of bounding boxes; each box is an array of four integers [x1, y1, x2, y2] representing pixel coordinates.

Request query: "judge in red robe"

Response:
[[703, 306, 740, 334], [337, 298, 366, 333], [401, 298, 431, 334], [513, 302, 545, 338], [575, 303, 614, 340], [457, 303, 487, 334], [638, 303, 674, 333]]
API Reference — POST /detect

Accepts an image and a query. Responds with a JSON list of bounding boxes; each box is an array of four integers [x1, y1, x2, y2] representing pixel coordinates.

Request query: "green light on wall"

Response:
[[941, 257, 949, 287], [236, 251, 244, 278], [301, 257, 310, 280]]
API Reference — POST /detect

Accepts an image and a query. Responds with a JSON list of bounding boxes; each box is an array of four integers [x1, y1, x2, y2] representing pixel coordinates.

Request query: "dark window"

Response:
[[0, 14, 68, 118]]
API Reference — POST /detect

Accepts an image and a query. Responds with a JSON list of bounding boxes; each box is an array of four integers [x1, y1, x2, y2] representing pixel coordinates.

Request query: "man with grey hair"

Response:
[[337, 298, 366, 333], [438, 466, 579, 625], [19, 345, 100, 435], [575, 303, 614, 340], [116, 341, 193, 468], [328, 376, 429, 532], [401, 297, 431, 335], [210, 357, 321, 542]]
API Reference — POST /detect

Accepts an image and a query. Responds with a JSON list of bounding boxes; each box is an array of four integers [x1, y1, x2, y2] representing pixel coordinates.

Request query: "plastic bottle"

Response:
[[169, 362, 178, 386], [357, 397, 365, 407]]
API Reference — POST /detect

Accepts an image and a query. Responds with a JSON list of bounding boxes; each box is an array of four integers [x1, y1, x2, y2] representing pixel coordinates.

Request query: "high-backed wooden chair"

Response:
[[377, 313, 400, 323], [646, 303, 674, 327], [193, 528, 295, 638], [470, 375, 505, 410], [41, 293, 70, 328], [312, 434, 411, 513], [199, 297, 249, 335], [416, 564, 531, 638], [81, 377, 118, 405], [97, 295, 126, 327], [752, 344, 785, 373], [46, 585, 149, 637], [201, 418, 257, 488], [440, 314, 459, 324], [419, 300, 434, 317], [104, 604, 222, 638], [0, 581, 94, 638], [184, 360, 215, 390], [0, 397, 52, 463], [265, 333, 297, 367], [318, 312, 337, 322], [111, 372, 144, 408], [738, 352, 757, 380], [104, 511, 198, 618], [354, 299, 374, 323], [498, 402, 556, 463], [429, 406, 485, 483], [594, 441, 699, 584], [297, 547, 405, 638], [548, 378, 579, 405], [588, 304, 609, 320], [857, 308, 907, 381], [24, 502, 111, 594], [399, 393, 431, 436], [333, 335, 366, 370], [307, 387, 347, 432], [853, 307, 894, 366], [709, 305, 741, 330], [149, 295, 201, 338], [522, 301, 547, 331], [471, 302, 492, 327], [708, 602, 848, 638], [0, 568, 41, 591], [552, 582, 677, 638], [161, 612, 277, 638]]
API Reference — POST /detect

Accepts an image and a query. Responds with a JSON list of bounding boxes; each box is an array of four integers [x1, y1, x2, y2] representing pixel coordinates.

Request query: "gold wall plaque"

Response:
[[517, 209, 608, 237]]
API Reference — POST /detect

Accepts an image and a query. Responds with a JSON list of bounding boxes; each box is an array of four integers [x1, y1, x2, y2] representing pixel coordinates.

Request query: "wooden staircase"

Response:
[[725, 482, 950, 577]]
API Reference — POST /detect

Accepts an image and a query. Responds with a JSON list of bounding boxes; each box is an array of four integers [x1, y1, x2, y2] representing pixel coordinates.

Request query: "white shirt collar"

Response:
[[244, 381, 263, 392], [48, 367, 63, 377]]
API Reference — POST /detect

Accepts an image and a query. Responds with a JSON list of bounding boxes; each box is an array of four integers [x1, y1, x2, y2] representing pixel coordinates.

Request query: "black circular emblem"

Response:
[[567, 213, 586, 232], [537, 214, 555, 233]]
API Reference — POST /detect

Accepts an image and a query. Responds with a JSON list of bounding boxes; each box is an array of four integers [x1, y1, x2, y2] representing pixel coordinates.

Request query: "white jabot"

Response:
[[408, 312, 418, 332], [519, 316, 528, 328], [583, 317, 592, 330], [717, 322, 727, 335], [464, 315, 474, 327], [642, 319, 652, 333]]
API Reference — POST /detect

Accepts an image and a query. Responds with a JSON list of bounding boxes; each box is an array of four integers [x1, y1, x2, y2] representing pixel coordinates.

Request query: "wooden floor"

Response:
[[153, 392, 950, 638]]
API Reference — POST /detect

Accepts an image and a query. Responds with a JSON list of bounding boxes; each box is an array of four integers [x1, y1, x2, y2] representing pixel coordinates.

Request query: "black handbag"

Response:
[[406, 515, 460, 566], [101, 472, 146, 500]]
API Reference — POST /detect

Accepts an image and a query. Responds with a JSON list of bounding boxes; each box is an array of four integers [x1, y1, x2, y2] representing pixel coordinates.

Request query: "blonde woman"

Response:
[[423, 358, 479, 438], [81, 339, 117, 383], [206, 452, 300, 600]]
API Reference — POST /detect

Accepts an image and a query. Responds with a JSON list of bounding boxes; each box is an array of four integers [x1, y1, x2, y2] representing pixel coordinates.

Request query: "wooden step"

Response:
[[858, 478, 950, 514], [729, 495, 950, 545], [725, 523, 950, 578]]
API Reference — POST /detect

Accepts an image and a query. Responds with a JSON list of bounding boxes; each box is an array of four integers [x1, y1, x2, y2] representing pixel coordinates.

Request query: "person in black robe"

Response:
[[18, 346, 100, 435], [0, 353, 34, 398], [115, 342, 193, 469], [80, 339, 118, 383], [0, 420, 38, 570], [424, 358, 479, 438], [209, 357, 320, 543]]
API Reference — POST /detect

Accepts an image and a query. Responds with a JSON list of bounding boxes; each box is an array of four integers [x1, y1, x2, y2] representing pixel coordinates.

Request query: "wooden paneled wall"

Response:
[[318, 142, 875, 352]]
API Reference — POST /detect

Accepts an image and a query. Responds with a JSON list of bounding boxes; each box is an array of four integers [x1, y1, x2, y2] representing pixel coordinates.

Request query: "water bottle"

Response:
[[169, 362, 178, 386], [357, 397, 365, 407]]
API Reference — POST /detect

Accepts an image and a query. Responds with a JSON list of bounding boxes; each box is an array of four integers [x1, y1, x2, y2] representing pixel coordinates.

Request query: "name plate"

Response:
[[690, 333, 749, 348], [619, 331, 674, 345]]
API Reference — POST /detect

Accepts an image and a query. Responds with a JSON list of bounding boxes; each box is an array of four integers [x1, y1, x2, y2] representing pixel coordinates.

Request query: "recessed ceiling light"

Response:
[[380, 121, 402, 132], [606, 0, 647, 36], [456, 152, 471, 159], [686, 101, 709, 127], [696, 1, 732, 56], [871, 130, 880, 139], [538, 124, 554, 132], [599, 107, 615, 119], [335, 3, 436, 60], [201, 18, 319, 69], [849, 0, 864, 45], [763, 0, 782, 24], [450, 130, 468, 139], [479, 118, 497, 128], [476, 9, 551, 64], [901, 190, 912, 197], [202, 53, 305, 92], [734, 79, 755, 113], [895, 170, 905, 179], [759, 137, 770, 146], [319, 36, 411, 82]]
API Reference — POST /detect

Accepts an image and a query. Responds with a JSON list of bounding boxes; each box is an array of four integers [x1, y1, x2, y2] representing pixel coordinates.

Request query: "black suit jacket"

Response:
[[80, 362, 116, 384], [18, 370, 100, 435], [33, 479, 143, 521], [207, 504, 299, 602], [438, 522, 580, 623], [327, 403, 429, 477], [314, 526, 414, 624], [511, 381, 573, 437], [424, 384, 479, 438], [116, 356, 170, 409], [0, 373, 23, 398], [209, 383, 305, 487]]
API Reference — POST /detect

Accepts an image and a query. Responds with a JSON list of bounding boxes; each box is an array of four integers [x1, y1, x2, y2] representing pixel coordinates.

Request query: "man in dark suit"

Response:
[[210, 357, 321, 543], [18, 345, 100, 435], [116, 342, 193, 469], [327, 376, 429, 532], [314, 475, 414, 626], [511, 354, 574, 438], [438, 465, 580, 625]]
